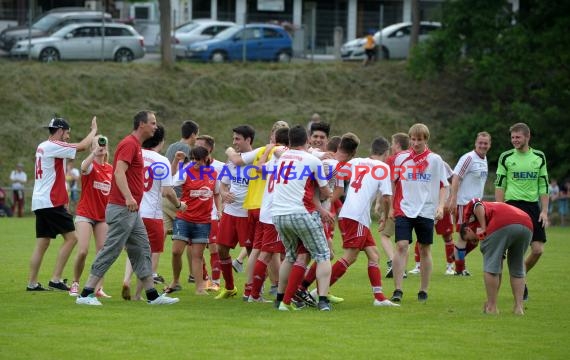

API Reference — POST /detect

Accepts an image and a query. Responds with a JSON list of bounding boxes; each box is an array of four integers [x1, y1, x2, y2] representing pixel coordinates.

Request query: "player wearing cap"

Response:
[[27, 116, 97, 292]]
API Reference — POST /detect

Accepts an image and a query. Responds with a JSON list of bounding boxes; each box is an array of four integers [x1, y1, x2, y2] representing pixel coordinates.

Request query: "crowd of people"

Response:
[[23, 112, 552, 315]]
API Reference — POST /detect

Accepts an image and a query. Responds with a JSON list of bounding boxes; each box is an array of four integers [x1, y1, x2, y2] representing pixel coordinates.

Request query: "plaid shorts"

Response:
[[273, 211, 330, 263]]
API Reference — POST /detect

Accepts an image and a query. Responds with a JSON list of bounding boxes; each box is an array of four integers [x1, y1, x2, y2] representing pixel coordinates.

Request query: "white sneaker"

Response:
[[409, 266, 421, 274], [445, 267, 455, 275], [148, 293, 179, 305], [76, 294, 102, 306], [232, 259, 244, 273], [373, 299, 400, 307], [69, 281, 79, 297]]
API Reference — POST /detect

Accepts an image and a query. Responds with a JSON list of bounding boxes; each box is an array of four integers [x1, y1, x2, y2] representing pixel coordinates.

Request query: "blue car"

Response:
[[186, 24, 292, 63]]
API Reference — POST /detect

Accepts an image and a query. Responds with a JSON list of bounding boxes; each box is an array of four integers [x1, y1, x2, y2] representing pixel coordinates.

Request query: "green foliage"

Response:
[[409, 0, 570, 180]]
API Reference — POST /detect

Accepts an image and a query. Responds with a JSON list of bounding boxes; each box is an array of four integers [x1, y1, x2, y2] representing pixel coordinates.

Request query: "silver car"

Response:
[[341, 21, 441, 60], [10, 22, 145, 62], [156, 19, 235, 59]]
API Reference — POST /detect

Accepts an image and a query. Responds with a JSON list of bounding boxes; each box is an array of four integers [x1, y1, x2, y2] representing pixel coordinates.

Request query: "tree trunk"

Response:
[[159, 0, 174, 69], [409, 0, 420, 54]]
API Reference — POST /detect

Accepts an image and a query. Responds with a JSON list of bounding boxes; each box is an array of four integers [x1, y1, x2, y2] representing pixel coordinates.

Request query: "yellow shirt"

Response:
[[364, 35, 375, 50], [243, 146, 276, 210]]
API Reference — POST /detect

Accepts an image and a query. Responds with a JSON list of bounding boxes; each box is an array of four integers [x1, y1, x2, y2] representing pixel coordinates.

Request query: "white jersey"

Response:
[[139, 149, 172, 219], [453, 150, 488, 205], [32, 140, 77, 211], [393, 150, 449, 219], [271, 149, 329, 216], [321, 158, 343, 211], [210, 158, 225, 220], [220, 157, 252, 217], [338, 158, 392, 228], [259, 156, 279, 224]]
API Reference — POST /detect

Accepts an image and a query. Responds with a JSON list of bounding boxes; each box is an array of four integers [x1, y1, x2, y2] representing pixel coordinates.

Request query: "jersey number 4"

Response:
[[350, 172, 366, 193]]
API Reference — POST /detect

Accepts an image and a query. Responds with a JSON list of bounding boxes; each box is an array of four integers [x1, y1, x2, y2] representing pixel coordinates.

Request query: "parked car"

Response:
[[185, 23, 292, 63], [340, 21, 441, 60], [155, 19, 235, 59], [0, 9, 113, 51], [10, 23, 145, 62]]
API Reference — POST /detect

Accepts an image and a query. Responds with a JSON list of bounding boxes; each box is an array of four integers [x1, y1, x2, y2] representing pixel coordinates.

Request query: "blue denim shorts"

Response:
[[172, 218, 210, 244]]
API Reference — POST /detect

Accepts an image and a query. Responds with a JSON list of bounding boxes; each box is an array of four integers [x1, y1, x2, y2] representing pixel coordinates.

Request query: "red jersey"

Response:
[[108, 134, 145, 206], [176, 166, 219, 224], [75, 161, 113, 221], [463, 200, 533, 236]]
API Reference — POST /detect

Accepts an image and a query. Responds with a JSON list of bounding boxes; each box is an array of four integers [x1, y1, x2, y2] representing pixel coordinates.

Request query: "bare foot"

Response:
[[483, 302, 499, 314], [513, 306, 524, 315], [195, 290, 209, 295]]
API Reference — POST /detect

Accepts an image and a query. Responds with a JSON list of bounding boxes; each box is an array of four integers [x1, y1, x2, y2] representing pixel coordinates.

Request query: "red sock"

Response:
[[220, 257, 234, 290], [330, 258, 350, 287], [455, 259, 465, 273], [284, 263, 306, 304], [445, 241, 455, 264], [368, 261, 386, 301], [414, 242, 420, 262], [210, 252, 220, 282], [250, 259, 268, 299], [243, 282, 252, 297], [302, 262, 317, 287]]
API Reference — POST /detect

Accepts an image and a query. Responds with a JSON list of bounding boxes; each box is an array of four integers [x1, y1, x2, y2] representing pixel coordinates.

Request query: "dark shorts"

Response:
[[506, 200, 547, 243], [34, 206, 75, 239], [394, 216, 434, 245], [172, 218, 211, 245], [365, 48, 375, 59]]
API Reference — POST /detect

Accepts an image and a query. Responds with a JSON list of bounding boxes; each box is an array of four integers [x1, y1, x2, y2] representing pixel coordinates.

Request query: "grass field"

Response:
[[0, 217, 568, 360]]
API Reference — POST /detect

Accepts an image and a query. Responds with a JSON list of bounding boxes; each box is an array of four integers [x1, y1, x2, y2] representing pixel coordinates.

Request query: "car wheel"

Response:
[[276, 51, 291, 63], [211, 51, 227, 63], [114, 48, 134, 62], [39, 47, 59, 63]]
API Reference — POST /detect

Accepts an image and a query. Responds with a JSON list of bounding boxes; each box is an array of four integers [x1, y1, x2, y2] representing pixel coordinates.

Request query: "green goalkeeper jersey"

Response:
[[495, 148, 549, 202]]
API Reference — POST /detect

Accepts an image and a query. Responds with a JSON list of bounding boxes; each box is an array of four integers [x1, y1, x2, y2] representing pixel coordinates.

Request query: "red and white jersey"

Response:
[[210, 158, 225, 220], [259, 156, 279, 224], [453, 150, 488, 205], [174, 165, 219, 224], [338, 158, 392, 228], [321, 158, 344, 211], [32, 140, 77, 211], [271, 149, 329, 216], [75, 161, 113, 221], [220, 157, 253, 218], [140, 149, 172, 219], [393, 150, 449, 219]]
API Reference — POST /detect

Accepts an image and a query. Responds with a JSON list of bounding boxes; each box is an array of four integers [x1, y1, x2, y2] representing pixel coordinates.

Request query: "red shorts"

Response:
[[142, 218, 165, 253], [338, 218, 375, 249], [435, 210, 454, 236], [260, 222, 285, 254], [454, 205, 466, 232], [248, 209, 263, 250], [218, 213, 249, 249], [209, 219, 219, 243]]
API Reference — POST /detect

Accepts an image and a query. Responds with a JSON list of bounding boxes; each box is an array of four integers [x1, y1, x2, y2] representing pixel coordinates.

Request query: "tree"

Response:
[[408, 0, 570, 180], [158, 0, 174, 69]]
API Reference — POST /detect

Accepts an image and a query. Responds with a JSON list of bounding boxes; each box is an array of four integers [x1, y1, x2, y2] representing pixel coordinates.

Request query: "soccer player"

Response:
[[76, 111, 180, 306], [328, 136, 399, 306], [380, 132, 409, 279], [459, 199, 532, 315], [495, 122, 549, 301], [272, 125, 333, 311], [214, 125, 256, 299], [448, 131, 491, 276], [309, 122, 330, 152], [69, 135, 113, 297], [27, 116, 97, 292], [390, 123, 449, 303]]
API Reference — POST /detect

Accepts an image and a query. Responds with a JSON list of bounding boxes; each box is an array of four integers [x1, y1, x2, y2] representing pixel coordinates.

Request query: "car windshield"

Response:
[[33, 14, 60, 32], [174, 22, 200, 33], [213, 25, 241, 39]]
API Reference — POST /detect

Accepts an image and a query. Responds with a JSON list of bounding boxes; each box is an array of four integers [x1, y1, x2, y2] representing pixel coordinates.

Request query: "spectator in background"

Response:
[[558, 180, 569, 226], [363, 31, 376, 66], [10, 162, 27, 217], [66, 159, 80, 215], [0, 187, 13, 217], [548, 179, 559, 222], [306, 113, 321, 134]]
